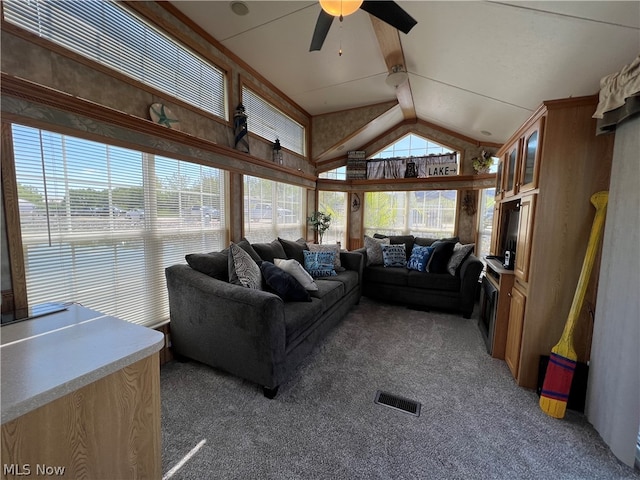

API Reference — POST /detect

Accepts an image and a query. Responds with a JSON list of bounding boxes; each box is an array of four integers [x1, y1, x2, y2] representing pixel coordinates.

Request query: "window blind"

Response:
[[12, 124, 227, 327], [243, 176, 304, 243], [242, 87, 305, 155], [3, 0, 227, 119]]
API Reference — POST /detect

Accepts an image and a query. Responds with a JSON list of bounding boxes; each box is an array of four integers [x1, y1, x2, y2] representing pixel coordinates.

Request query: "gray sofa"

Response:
[[355, 234, 483, 318], [165, 238, 363, 398]]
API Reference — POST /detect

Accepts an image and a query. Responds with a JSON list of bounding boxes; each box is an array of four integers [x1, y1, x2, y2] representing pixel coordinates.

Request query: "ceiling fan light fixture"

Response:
[[386, 65, 409, 88], [319, 0, 363, 18], [230, 1, 249, 16]]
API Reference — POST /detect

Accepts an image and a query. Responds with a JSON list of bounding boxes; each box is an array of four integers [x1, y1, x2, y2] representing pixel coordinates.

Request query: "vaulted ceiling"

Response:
[[169, 1, 640, 160]]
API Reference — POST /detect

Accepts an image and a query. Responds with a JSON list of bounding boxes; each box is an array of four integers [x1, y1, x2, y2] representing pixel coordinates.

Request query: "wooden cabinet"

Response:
[[505, 284, 526, 377], [492, 95, 614, 389], [514, 194, 535, 282], [494, 155, 505, 200]]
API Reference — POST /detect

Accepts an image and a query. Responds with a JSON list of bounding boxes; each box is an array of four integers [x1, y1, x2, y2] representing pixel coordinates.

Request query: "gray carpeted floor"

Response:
[[160, 297, 639, 479]]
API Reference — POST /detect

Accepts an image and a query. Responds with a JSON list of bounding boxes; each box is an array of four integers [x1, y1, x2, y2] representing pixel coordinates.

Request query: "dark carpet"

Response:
[[160, 297, 638, 479]]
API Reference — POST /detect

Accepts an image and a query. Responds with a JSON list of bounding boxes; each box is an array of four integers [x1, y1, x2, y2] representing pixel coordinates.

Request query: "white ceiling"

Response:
[[170, 1, 640, 158]]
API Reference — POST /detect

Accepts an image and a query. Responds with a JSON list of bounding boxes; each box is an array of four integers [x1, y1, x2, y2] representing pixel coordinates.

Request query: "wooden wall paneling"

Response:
[[0, 122, 28, 319]]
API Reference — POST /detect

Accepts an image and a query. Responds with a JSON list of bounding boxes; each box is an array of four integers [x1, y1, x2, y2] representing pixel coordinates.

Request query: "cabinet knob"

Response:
[[507, 292, 512, 297]]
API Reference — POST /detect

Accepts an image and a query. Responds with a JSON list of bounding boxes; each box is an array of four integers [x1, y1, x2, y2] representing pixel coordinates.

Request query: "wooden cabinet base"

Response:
[[1, 354, 161, 480]]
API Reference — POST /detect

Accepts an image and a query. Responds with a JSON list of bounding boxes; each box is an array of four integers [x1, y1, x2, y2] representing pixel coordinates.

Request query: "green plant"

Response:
[[308, 211, 332, 244], [472, 150, 493, 173]]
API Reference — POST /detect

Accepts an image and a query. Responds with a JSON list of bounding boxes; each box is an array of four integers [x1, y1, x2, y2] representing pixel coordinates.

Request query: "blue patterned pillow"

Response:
[[381, 244, 406, 268], [407, 245, 435, 272], [303, 250, 337, 278]]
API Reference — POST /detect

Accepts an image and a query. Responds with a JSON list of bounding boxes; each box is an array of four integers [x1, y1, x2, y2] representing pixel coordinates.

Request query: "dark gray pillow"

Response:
[[252, 239, 287, 263], [185, 251, 229, 280], [278, 237, 308, 264], [236, 238, 262, 263]]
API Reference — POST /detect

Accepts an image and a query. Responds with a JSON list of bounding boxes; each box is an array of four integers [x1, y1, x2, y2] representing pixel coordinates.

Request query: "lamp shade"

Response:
[[319, 0, 363, 17]]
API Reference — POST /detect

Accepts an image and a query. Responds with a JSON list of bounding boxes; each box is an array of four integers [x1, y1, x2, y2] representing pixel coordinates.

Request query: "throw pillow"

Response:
[[260, 261, 311, 302], [278, 237, 309, 264], [364, 235, 390, 266], [303, 250, 337, 278], [185, 251, 229, 280], [406, 245, 435, 272], [274, 258, 318, 291], [307, 243, 345, 271], [252, 239, 287, 263], [426, 240, 457, 274], [374, 234, 415, 261], [381, 244, 407, 267], [228, 242, 262, 289], [236, 238, 262, 263], [447, 243, 475, 275]]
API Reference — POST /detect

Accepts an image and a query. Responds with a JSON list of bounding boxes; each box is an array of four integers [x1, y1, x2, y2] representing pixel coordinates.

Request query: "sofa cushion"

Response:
[[283, 299, 324, 346], [374, 234, 415, 260], [311, 278, 344, 312], [407, 270, 461, 291], [274, 258, 318, 291], [426, 240, 457, 274], [415, 236, 458, 247], [320, 270, 359, 295], [364, 235, 390, 266], [252, 239, 287, 263], [228, 242, 262, 289], [447, 243, 475, 276], [406, 245, 435, 272], [303, 250, 337, 278], [185, 251, 229, 280], [307, 243, 345, 271], [260, 261, 311, 302], [365, 265, 409, 287], [278, 237, 308, 264], [381, 244, 407, 267]]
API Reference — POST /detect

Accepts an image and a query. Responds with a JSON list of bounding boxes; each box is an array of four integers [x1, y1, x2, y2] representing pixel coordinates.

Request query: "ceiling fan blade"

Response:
[[360, 1, 417, 34], [309, 10, 335, 51]]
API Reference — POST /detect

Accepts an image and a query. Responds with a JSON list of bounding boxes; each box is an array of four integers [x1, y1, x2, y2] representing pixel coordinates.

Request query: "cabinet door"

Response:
[[503, 141, 520, 197], [519, 118, 544, 193], [505, 284, 526, 379], [515, 194, 536, 282], [495, 155, 504, 200]]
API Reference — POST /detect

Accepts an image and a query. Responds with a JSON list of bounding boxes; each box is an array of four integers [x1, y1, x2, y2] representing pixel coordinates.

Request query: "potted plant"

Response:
[[308, 211, 332, 244], [472, 150, 493, 174]]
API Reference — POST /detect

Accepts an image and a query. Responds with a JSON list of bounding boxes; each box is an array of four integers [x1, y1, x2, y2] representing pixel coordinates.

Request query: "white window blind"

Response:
[[3, 0, 227, 119], [242, 87, 305, 155], [12, 124, 227, 327], [243, 176, 304, 243]]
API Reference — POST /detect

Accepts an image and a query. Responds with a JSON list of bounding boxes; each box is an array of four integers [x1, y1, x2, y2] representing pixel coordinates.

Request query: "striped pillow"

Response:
[[228, 242, 262, 289]]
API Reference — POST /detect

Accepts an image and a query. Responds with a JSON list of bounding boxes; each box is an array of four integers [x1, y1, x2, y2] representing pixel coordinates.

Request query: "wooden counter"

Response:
[[1, 304, 164, 479]]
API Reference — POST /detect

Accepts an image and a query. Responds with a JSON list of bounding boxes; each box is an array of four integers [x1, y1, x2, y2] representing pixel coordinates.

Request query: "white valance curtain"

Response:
[[593, 54, 640, 134], [366, 153, 457, 180]]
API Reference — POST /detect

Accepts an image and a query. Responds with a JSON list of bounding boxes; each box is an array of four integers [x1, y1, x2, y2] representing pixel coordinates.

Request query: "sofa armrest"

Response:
[[165, 264, 287, 387], [458, 255, 483, 317]]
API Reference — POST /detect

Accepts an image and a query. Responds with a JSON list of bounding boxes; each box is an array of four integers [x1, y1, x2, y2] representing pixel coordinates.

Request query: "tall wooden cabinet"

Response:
[[493, 95, 614, 389]]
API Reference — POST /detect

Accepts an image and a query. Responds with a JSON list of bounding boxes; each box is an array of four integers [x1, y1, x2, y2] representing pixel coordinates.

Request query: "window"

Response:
[[319, 166, 347, 180], [370, 133, 454, 159], [242, 87, 305, 155], [243, 176, 304, 243], [477, 188, 495, 258], [317, 191, 347, 246], [12, 124, 226, 327], [3, 0, 227, 119], [364, 190, 457, 238]]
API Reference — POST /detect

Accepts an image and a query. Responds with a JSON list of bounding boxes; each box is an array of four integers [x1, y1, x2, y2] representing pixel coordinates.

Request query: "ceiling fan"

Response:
[[310, 1, 417, 52]]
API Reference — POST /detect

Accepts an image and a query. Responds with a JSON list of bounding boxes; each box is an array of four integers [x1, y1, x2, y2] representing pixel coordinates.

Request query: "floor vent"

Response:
[[374, 390, 421, 416]]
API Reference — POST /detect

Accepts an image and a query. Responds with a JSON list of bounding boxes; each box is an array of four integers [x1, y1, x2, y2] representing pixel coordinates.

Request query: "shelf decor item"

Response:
[[308, 211, 332, 244], [472, 150, 493, 174], [272, 138, 283, 165], [149, 103, 180, 130], [233, 103, 250, 153]]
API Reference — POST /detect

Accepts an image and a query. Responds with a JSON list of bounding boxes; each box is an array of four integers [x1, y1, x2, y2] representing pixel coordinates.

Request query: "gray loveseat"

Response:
[[355, 234, 483, 318], [165, 238, 363, 398]]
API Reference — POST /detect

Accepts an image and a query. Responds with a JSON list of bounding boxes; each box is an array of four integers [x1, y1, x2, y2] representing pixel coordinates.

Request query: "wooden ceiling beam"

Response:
[[370, 16, 416, 121]]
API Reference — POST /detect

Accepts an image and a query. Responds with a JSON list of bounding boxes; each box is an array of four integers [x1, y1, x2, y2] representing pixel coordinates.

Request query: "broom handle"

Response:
[[557, 191, 609, 344]]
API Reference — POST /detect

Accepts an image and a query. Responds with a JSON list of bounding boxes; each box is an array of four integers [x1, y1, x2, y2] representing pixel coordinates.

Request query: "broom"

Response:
[[539, 191, 608, 419]]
